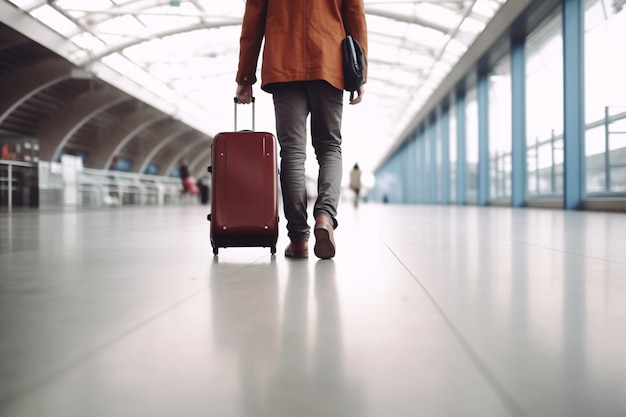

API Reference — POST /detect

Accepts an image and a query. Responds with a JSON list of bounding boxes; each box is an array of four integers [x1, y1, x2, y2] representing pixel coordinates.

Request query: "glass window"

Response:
[[144, 163, 159, 175], [113, 158, 132, 172], [525, 13, 564, 198], [465, 88, 479, 203], [489, 57, 513, 201], [584, 0, 626, 194]]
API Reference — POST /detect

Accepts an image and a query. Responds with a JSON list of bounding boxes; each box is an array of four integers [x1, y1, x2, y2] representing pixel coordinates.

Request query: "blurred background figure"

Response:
[[349, 163, 362, 208], [197, 175, 210, 205], [179, 160, 199, 196]]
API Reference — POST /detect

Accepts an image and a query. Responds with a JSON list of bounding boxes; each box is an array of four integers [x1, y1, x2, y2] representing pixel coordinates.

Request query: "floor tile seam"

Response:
[[0, 253, 269, 410], [502, 238, 626, 266], [377, 232, 529, 417]]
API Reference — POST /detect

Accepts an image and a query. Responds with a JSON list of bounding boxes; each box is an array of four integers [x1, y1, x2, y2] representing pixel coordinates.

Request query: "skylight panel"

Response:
[[30, 4, 78, 36], [472, 0, 503, 19], [136, 6, 202, 29], [191, 26, 243, 59], [366, 14, 408, 36], [368, 2, 417, 16], [71, 31, 106, 51], [97, 15, 148, 39], [368, 39, 403, 58], [403, 24, 447, 49], [368, 28, 400, 43], [54, 0, 114, 13], [174, 76, 217, 96], [124, 38, 169, 62], [150, 61, 189, 80], [459, 16, 486, 34], [396, 49, 434, 70], [124, 31, 213, 62], [148, 2, 199, 15], [193, 0, 245, 17], [414, 3, 461, 29], [102, 53, 177, 102], [431, 60, 453, 77], [445, 38, 469, 58], [7, 0, 43, 11], [386, 66, 423, 86]]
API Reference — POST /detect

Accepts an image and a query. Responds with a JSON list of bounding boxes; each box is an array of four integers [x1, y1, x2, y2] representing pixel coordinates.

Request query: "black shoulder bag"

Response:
[[342, 35, 365, 92]]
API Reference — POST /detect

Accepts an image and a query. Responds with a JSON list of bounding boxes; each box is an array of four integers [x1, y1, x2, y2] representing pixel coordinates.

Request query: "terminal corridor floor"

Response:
[[0, 203, 625, 417]]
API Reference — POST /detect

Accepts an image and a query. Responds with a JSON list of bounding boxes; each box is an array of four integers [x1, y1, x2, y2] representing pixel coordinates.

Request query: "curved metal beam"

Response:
[[37, 87, 130, 162], [102, 113, 170, 170], [135, 125, 192, 174], [0, 1, 84, 61], [76, 20, 242, 67], [163, 134, 208, 176], [364, 6, 452, 34], [148, 130, 200, 176], [0, 58, 73, 125], [189, 147, 212, 178]]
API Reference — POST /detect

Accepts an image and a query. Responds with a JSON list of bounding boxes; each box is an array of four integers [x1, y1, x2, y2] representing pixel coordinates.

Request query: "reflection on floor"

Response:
[[0, 203, 625, 417]]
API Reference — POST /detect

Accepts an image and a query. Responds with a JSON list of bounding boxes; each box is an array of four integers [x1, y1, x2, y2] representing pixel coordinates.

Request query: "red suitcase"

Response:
[[207, 99, 279, 255]]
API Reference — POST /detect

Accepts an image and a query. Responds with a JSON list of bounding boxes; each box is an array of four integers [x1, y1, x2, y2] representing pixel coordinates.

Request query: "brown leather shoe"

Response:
[[314, 214, 336, 259], [285, 240, 308, 258]]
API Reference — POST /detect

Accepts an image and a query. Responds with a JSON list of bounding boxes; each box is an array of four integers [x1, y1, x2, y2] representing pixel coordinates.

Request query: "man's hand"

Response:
[[236, 84, 254, 104], [349, 85, 365, 105]]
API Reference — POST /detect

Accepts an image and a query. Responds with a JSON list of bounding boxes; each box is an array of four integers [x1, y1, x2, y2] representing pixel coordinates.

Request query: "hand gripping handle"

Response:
[[233, 97, 255, 131]]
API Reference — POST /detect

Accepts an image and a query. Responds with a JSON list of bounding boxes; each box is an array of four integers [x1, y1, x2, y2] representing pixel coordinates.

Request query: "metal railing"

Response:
[[600, 106, 626, 193], [77, 168, 189, 207], [2, 158, 199, 210], [526, 129, 564, 198], [0, 159, 38, 211], [496, 105, 626, 199]]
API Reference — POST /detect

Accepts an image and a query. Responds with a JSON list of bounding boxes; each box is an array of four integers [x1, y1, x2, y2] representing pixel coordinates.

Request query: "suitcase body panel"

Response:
[[209, 130, 279, 253]]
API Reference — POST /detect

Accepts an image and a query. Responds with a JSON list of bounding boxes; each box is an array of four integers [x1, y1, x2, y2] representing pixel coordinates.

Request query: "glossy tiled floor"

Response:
[[0, 203, 625, 417]]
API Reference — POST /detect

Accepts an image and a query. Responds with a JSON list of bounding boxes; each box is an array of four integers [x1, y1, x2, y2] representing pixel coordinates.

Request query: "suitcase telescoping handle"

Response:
[[208, 97, 256, 176], [234, 96, 255, 131]]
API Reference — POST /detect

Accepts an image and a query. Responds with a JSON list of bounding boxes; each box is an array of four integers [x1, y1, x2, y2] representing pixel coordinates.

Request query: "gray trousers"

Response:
[[271, 80, 343, 242]]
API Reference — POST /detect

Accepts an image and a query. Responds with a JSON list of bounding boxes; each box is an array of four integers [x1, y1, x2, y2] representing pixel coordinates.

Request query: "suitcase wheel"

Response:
[[212, 246, 218, 255], [270, 246, 276, 255]]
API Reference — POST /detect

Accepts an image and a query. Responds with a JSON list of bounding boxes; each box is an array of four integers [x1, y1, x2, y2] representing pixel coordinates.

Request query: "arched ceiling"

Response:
[[3, 0, 507, 173]]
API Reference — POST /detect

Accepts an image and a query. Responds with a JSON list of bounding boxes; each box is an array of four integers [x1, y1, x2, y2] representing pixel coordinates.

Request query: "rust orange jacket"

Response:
[[236, 0, 368, 93]]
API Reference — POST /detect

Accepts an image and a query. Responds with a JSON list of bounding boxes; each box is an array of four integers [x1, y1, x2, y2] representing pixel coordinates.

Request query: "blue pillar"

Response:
[[402, 140, 415, 204], [440, 106, 451, 204], [456, 93, 467, 205], [408, 131, 416, 203], [511, 39, 527, 207], [429, 114, 438, 203], [392, 152, 402, 203], [477, 72, 490, 206], [399, 142, 405, 203], [409, 132, 418, 203], [417, 127, 427, 203], [562, 0, 585, 209]]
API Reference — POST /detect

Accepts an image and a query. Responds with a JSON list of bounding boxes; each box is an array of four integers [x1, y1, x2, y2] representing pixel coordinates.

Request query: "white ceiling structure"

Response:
[[6, 0, 507, 175]]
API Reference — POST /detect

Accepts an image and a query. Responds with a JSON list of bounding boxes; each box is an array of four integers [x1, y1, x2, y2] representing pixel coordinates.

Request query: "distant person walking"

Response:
[[179, 160, 198, 196], [349, 163, 362, 207]]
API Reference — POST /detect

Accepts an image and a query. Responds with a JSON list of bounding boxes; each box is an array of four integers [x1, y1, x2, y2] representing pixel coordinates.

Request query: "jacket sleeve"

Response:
[[236, 0, 268, 85], [342, 0, 368, 81]]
